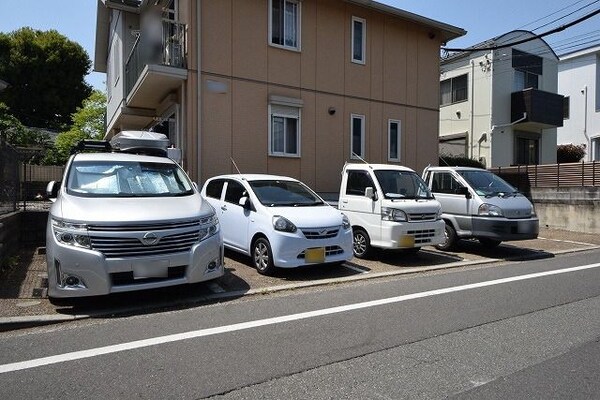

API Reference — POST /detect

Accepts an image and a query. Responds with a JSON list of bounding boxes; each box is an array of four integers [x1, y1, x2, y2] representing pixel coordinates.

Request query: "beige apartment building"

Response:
[[95, 0, 464, 191]]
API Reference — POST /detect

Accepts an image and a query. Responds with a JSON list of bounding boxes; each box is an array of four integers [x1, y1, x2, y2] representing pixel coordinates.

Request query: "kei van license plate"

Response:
[[398, 235, 415, 247], [133, 259, 169, 279], [305, 247, 326, 263]]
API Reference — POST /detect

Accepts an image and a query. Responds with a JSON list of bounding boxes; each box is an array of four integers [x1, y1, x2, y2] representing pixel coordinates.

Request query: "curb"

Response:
[[1, 245, 598, 332]]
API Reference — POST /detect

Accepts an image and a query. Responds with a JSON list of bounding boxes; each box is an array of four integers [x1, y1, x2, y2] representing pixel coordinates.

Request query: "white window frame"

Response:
[[388, 119, 401, 162], [269, 104, 301, 157], [269, 0, 301, 51], [350, 114, 365, 160], [351, 16, 366, 64]]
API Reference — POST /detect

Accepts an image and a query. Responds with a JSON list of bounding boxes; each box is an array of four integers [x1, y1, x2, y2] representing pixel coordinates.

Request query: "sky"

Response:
[[0, 0, 598, 92]]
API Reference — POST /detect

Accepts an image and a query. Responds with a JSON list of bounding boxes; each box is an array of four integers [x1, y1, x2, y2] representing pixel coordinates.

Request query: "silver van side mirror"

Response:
[[456, 186, 472, 199]]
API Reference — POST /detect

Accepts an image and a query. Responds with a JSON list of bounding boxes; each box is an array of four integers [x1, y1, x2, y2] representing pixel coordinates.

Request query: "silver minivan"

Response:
[[422, 166, 539, 250]]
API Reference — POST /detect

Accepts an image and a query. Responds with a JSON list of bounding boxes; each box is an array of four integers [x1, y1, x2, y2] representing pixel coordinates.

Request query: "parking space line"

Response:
[[537, 237, 596, 247]]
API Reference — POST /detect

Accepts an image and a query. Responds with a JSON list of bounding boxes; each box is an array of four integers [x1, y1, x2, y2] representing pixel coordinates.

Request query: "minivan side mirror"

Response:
[[46, 181, 59, 201], [364, 187, 377, 201], [456, 186, 472, 199]]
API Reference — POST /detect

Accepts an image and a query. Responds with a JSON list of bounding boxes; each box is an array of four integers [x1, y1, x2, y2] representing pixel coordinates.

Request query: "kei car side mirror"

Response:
[[238, 196, 251, 210]]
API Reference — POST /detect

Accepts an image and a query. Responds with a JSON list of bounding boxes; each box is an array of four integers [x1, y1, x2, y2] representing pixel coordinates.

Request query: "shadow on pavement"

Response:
[[442, 240, 555, 261], [0, 247, 38, 299]]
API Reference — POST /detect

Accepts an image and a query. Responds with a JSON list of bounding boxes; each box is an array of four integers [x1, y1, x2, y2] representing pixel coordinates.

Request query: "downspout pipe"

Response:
[[582, 85, 590, 161], [491, 112, 527, 131], [469, 60, 475, 158]]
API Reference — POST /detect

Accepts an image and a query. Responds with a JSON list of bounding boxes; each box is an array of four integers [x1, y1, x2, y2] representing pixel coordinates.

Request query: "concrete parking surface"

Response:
[[0, 228, 599, 330]]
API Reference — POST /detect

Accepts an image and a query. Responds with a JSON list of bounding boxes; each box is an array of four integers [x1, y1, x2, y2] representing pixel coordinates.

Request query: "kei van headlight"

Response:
[[341, 213, 351, 230], [273, 216, 297, 233], [381, 207, 407, 222], [478, 203, 504, 217], [51, 218, 91, 248], [198, 214, 220, 242]]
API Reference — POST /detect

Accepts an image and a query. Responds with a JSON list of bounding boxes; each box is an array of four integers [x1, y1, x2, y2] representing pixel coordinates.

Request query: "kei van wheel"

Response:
[[252, 237, 275, 275], [352, 228, 371, 259], [435, 222, 457, 251]]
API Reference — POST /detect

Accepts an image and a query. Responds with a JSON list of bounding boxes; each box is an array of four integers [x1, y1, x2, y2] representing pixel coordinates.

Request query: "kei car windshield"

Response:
[[248, 180, 324, 207], [458, 170, 517, 197], [374, 170, 434, 200], [66, 160, 194, 197]]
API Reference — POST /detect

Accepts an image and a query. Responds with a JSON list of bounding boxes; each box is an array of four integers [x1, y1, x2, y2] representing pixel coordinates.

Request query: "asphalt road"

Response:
[[1, 249, 599, 399]]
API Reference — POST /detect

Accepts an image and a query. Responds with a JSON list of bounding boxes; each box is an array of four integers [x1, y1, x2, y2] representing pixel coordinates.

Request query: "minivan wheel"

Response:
[[478, 238, 501, 248], [435, 222, 457, 251], [353, 228, 371, 259], [252, 237, 275, 275]]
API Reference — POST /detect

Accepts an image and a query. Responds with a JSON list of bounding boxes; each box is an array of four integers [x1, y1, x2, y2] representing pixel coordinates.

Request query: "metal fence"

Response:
[[490, 162, 600, 193], [0, 139, 19, 215]]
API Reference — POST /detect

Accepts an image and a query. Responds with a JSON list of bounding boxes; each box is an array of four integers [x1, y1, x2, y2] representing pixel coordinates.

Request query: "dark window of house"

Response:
[[271, 0, 299, 49], [515, 137, 540, 165], [440, 74, 468, 105], [563, 96, 570, 119], [205, 179, 225, 199], [346, 171, 374, 196], [513, 49, 542, 91]]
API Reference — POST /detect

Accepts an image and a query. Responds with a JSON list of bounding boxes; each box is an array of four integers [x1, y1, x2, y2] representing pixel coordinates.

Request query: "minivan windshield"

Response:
[[249, 180, 324, 207], [374, 170, 433, 200], [66, 160, 194, 197], [458, 170, 517, 197]]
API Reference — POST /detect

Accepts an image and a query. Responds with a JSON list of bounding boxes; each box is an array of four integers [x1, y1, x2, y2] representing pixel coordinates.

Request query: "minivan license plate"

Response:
[[133, 259, 169, 279], [305, 247, 325, 263]]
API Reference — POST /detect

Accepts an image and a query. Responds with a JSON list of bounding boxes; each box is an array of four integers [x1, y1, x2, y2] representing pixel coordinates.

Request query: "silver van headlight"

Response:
[[198, 214, 220, 242], [478, 203, 503, 217], [51, 218, 91, 248]]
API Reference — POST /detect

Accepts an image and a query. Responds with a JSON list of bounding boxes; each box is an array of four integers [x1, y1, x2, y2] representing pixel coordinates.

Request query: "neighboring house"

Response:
[[94, 0, 464, 191], [557, 45, 600, 161], [439, 30, 564, 167]]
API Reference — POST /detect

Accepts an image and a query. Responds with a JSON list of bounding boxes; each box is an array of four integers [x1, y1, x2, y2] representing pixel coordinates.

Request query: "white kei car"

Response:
[[201, 174, 353, 275]]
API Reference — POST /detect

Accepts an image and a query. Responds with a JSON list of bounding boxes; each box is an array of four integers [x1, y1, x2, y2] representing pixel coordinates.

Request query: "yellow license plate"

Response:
[[305, 247, 326, 263], [398, 235, 415, 248]]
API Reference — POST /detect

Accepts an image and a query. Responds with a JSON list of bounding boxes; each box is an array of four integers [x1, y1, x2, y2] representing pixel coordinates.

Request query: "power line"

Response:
[[530, 0, 599, 32], [516, 0, 589, 30]]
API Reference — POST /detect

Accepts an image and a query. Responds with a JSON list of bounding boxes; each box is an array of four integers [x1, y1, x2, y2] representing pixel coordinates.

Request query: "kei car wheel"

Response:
[[352, 228, 371, 259], [252, 237, 275, 275], [435, 222, 457, 251], [478, 238, 501, 248]]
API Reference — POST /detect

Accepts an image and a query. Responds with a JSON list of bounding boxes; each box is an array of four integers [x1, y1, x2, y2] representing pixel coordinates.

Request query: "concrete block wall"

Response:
[[531, 187, 600, 234]]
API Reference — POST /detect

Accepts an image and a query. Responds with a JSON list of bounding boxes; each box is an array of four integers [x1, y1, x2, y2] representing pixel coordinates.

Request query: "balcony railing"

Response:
[[511, 88, 564, 129], [125, 20, 187, 97]]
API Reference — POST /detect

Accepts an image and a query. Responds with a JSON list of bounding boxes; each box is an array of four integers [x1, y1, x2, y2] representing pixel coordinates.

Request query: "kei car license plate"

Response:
[[305, 247, 326, 263]]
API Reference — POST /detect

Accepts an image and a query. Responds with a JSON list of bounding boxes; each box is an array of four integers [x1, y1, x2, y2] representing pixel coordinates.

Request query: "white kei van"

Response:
[[339, 163, 445, 258], [422, 166, 539, 250]]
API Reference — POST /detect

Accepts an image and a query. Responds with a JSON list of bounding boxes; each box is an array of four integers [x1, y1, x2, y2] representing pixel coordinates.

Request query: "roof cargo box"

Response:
[[110, 131, 169, 156]]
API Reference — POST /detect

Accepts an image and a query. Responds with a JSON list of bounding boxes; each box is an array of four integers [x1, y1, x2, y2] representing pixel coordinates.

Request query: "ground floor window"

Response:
[[351, 114, 365, 159], [515, 135, 539, 165], [269, 104, 300, 157], [592, 137, 600, 161]]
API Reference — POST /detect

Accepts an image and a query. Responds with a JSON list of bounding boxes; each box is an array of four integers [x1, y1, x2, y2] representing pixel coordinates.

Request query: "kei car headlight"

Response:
[[381, 207, 407, 222], [198, 213, 220, 241], [273, 216, 297, 233], [51, 218, 91, 248], [341, 213, 351, 230], [436, 207, 443, 220], [478, 203, 504, 217]]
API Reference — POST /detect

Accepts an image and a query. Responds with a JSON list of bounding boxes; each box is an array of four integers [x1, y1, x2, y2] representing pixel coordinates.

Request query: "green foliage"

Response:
[[439, 155, 485, 169], [0, 102, 49, 148], [557, 143, 586, 163], [0, 28, 92, 130], [43, 90, 106, 165]]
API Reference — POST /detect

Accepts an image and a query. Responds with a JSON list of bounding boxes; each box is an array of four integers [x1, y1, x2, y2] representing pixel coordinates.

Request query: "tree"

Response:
[[43, 90, 106, 165], [0, 28, 92, 131], [0, 102, 49, 148], [557, 144, 586, 163]]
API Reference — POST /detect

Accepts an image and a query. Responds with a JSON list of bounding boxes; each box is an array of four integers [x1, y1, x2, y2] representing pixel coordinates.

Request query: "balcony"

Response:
[[125, 20, 188, 109], [511, 88, 564, 130]]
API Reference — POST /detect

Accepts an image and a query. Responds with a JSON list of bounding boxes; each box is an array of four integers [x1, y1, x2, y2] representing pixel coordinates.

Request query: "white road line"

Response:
[[538, 237, 595, 247], [343, 264, 369, 274], [2, 262, 600, 375]]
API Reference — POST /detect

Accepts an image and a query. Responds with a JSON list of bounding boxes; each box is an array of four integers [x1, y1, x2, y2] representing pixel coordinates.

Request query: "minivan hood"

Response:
[[266, 204, 344, 228], [480, 194, 534, 218], [52, 193, 211, 224]]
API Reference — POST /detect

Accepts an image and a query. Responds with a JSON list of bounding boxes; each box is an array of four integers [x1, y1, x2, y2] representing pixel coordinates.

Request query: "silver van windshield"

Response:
[[374, 170, 433, 200], [458, 170, 517, 197], [66, 160, 194, 197]]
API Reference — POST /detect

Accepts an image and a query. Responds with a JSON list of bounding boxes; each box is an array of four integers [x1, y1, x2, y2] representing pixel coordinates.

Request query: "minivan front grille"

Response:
[[301, 227, 340, 239], [407, 213, 437, 222], [406, 229, 437, 244], [90, 230, 199, 258], [87, 219, 203, 232]]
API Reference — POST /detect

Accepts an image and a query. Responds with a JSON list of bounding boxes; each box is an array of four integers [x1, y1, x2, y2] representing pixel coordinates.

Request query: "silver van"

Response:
[[45, 131, 223, 301], [422, 166, 539, 250]]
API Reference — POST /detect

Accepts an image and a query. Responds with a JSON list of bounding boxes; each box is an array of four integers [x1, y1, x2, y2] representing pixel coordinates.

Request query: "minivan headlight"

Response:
[[478, 203, 503, 217], [51, 218, 91, 248], [381, 207, 407, 222], [199, 213, 220, 242], [273, 216, 297, 233], [341, 213, 351, 230]]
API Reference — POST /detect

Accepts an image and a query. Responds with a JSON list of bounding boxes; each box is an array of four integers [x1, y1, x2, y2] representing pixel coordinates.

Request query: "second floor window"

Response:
[[270, 0, 300, 50], [440, 74, 468, 106], [270, 104, 300, 157], [512, 48, 542, 91], [352, 17, 366, 64]]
